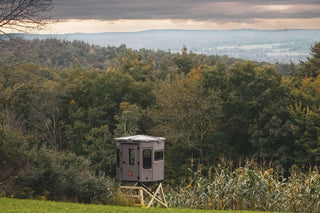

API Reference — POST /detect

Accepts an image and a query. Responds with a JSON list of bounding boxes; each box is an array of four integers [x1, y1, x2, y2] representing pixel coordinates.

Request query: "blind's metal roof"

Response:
[[114, 135, 165, 142]]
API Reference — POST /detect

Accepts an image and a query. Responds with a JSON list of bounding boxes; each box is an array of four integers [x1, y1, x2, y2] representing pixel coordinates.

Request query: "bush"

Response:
[[0, 128, 32, 194], [15, 146, 118, 203], [0, 127, 117, 204]]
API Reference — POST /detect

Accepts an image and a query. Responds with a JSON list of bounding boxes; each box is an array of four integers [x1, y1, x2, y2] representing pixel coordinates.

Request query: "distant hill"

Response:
[[6, 29, 320, 64]]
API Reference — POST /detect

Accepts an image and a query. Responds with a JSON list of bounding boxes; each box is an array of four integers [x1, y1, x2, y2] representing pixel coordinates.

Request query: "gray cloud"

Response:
[[50, 0, 320, 21]]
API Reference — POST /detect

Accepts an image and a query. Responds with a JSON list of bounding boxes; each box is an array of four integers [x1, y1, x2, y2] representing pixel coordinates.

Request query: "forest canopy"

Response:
[[1, 38, 320, 202]]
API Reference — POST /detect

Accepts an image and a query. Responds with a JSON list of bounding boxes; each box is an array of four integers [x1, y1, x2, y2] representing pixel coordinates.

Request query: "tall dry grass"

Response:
[[165, 159, 320, 212]]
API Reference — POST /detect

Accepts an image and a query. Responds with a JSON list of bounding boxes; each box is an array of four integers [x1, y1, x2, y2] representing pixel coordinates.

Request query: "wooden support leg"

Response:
[[146, 183, 161, 208], [160, 183, 167, 206], [139, 187, 144, 206], [142, 183, 168, 208]]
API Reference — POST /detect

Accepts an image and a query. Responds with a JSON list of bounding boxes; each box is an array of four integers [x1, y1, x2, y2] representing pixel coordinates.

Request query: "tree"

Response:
[[0, 0, 52, 34], [306, 42, 320, 77], [83, 125, 115, 176], [173, 46, 194, 74], [114, 102, 142, 137], [214, 62, 287, 160], [294, 42, 320, 79], [0, 0, 53, 101], [151, 66, 222, 179], [286, 75, 320, 168]]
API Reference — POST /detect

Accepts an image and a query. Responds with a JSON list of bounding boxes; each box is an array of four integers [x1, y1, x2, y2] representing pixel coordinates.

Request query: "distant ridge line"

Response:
[[5, 28, 320, 36]]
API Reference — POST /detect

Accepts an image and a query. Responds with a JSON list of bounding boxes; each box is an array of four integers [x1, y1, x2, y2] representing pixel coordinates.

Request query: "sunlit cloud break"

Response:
[[31, 18, 320, 34]]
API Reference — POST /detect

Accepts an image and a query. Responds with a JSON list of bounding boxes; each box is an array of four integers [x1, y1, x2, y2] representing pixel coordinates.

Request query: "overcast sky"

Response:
[[38, 0, 320, 33]]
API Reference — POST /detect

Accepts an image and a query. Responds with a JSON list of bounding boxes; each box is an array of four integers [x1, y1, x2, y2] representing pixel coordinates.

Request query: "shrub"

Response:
[[15, 146, 118, 204]]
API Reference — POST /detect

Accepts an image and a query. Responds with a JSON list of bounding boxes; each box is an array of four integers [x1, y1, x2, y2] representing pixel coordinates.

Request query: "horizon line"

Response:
[[5, 28, 320, 35]]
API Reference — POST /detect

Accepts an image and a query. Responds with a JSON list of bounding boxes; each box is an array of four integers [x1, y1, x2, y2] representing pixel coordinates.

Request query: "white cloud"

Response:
[[254, 4, 320, 13]]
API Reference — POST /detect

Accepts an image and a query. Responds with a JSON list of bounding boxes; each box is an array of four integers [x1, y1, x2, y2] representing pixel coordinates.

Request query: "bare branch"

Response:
[[0, 0, 52, 34]]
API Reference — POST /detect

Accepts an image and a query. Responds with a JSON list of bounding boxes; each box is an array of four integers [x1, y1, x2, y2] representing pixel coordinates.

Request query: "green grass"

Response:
[[0, 197, 276, 213]]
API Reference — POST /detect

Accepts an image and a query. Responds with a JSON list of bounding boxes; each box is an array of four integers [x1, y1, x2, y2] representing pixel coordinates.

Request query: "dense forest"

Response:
[[1, 38, 320, 207]]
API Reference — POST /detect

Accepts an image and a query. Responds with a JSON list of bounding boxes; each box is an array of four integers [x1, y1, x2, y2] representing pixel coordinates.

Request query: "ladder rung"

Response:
[[122, 195, 141, 198]]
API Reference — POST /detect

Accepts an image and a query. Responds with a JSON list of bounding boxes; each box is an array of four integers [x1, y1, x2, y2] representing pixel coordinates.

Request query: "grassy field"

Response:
[[0, 197, 276, 213]]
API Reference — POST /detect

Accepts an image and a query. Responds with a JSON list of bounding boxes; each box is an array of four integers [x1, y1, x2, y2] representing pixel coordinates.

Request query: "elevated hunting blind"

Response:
[[115, 135, 165, 182], [115, 135, 167, 208]]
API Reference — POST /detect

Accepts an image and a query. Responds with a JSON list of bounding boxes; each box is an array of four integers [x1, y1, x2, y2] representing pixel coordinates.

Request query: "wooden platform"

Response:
[[118, 183, 167, 208]]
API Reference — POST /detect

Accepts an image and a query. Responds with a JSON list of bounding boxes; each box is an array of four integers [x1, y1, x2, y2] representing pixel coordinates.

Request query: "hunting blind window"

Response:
[[129, 148, 135, 165], [143, 149, 152, 169], [154, 150, 164, 161]]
